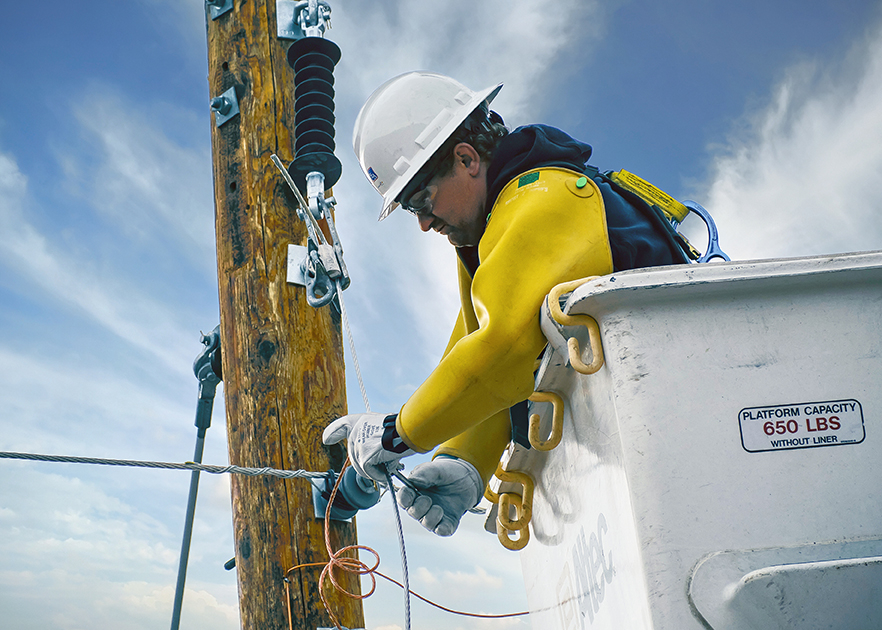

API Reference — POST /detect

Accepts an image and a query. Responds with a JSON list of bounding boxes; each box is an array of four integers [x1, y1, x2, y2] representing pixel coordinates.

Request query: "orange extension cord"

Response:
[[283, 458, 530, 630]]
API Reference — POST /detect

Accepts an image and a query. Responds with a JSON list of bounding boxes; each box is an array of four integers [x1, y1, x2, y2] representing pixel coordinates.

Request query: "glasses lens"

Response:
[[404, 187, 433, 215]]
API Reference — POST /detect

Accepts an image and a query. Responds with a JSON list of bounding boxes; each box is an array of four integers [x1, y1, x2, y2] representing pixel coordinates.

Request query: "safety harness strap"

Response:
[[584, 165, 700, 262]]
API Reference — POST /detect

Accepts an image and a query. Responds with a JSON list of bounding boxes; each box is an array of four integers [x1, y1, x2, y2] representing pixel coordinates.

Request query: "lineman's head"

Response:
[[352, 72, 507, 246]]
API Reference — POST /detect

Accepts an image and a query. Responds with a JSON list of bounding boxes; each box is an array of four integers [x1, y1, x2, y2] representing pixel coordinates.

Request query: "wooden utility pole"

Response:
[[205, 2, 364, 628]]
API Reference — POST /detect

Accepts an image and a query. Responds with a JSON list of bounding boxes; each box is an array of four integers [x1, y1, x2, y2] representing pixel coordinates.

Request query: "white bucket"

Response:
[[500, 251, 882, 629]]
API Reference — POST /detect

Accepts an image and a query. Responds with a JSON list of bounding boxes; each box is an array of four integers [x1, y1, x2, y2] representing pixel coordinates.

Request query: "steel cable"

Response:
[[0, 451, 327, 479]]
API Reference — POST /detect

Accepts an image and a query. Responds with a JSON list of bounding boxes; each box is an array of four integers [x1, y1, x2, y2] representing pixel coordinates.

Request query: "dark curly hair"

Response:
[[397, 106, 508, 204], [431, 106, 509, 177]]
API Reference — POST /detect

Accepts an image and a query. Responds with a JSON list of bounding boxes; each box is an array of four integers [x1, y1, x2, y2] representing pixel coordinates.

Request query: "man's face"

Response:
[[409, 144, 487, 247]]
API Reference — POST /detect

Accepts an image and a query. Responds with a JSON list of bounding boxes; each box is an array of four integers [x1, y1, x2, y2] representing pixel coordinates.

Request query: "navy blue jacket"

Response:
[[459, 124, 688, 275]]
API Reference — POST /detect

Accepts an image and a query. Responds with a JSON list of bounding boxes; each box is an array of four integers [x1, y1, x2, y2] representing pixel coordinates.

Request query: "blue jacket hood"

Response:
[[486, 124, 593, 210]]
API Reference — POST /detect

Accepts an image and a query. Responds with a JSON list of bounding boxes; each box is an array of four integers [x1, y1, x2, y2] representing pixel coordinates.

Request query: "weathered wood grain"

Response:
[[206, 2, 362, 628]]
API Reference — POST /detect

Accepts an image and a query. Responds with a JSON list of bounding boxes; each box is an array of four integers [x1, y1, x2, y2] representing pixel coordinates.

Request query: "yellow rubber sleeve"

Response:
[[397, 168, 614, 457], [435, 409, 512, 487]]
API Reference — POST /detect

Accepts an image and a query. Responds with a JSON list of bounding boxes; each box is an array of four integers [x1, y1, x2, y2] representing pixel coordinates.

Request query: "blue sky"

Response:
[[1, 1, 882, 629]]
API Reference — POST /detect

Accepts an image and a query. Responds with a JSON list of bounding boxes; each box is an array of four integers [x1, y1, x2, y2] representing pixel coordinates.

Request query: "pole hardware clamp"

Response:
[[311, 466, 380, 521], [210, 87, 239, 127], [206, 0, 233, 20], [274, 155, 350, 309], [193, 325, 223, 434], [277, 0, 332, 40]]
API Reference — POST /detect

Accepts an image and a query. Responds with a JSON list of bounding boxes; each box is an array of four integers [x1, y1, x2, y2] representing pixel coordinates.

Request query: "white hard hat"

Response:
[[352, 71, 503, 220]]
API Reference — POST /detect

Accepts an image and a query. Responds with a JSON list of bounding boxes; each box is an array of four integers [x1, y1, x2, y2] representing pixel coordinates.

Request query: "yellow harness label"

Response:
[[609, 169, 690, 223]]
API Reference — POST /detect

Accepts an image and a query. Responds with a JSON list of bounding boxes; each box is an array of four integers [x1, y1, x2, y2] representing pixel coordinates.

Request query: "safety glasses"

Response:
[[398, 154, 445, 216], [400, 183, 436, 216]]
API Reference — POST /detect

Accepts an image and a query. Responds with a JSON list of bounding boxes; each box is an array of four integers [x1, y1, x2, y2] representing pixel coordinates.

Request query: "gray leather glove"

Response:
[[396, 455, 483, 537], [322, 412, 415, 483]]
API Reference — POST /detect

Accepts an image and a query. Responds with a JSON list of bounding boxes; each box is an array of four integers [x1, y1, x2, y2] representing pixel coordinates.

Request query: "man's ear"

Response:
[[454, 143, 481, 175]]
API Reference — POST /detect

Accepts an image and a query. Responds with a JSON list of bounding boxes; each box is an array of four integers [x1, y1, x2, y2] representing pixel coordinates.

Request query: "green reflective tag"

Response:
[[518, 172, 540, 188]]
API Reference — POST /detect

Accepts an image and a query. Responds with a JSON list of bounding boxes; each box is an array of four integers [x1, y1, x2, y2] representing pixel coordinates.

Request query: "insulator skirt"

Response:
[[286, 37, 342, 190]]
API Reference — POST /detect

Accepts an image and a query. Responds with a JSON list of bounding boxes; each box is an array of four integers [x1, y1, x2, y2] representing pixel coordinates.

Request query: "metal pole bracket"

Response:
[[287, 244, 309, 286], [210, 87, 240, 127], [277, 0, 307, 40], [277, 0, 332, 39], [207, 0, 234, 20]]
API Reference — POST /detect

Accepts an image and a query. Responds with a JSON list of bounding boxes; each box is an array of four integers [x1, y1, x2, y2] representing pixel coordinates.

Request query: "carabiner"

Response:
[[683, 200, 730, 263], [304, 248, 336, 308]]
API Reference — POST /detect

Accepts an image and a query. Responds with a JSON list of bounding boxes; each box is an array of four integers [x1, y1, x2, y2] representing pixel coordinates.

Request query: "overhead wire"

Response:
[[0, 217, 533, 628], [334, 286, 412, 630], [0, 451, 327, 479], [0, 450, 533, 625]]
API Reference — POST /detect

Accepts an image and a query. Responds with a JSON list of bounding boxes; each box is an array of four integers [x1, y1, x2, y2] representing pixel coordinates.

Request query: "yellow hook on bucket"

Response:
[[485, 462, 535, 551], [527, 390, 565, 451], [547, 277, 605, 375]]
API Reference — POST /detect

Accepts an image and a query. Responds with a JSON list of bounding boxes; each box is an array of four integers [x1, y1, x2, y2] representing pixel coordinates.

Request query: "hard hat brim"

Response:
[[377, 82, 503, 221]]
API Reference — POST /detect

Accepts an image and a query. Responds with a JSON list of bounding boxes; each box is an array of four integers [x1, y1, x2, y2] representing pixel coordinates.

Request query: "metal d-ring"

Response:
[[486, 464, 534, 529]]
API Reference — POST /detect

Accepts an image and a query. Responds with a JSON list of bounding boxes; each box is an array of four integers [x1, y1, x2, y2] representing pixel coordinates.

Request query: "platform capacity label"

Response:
[[739, 399, 865, 453]]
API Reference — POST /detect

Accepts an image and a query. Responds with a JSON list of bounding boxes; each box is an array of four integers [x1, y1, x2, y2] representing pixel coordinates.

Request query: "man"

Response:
[[323, 71, 689, 536]]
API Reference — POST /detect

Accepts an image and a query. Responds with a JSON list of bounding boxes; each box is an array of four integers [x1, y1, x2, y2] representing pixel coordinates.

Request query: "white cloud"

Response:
[[332, 0, 604, 123], [324, 0, 608, 398], [0, 469, 237, 630], [64, 85, 216, 271], [414, 563, 504, 592], [102, 583, 238, 627], [2, 575, 238, 630], [355, 492, 528, 629], [0, 150, 27, 204], [0, 126, 210, 377], [697, 24, 882, 260], [0, 343, 196, 459]]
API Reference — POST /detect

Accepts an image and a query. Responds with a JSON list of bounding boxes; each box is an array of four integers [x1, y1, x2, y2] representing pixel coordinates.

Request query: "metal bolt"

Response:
[[211, 96, 232, 115]]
